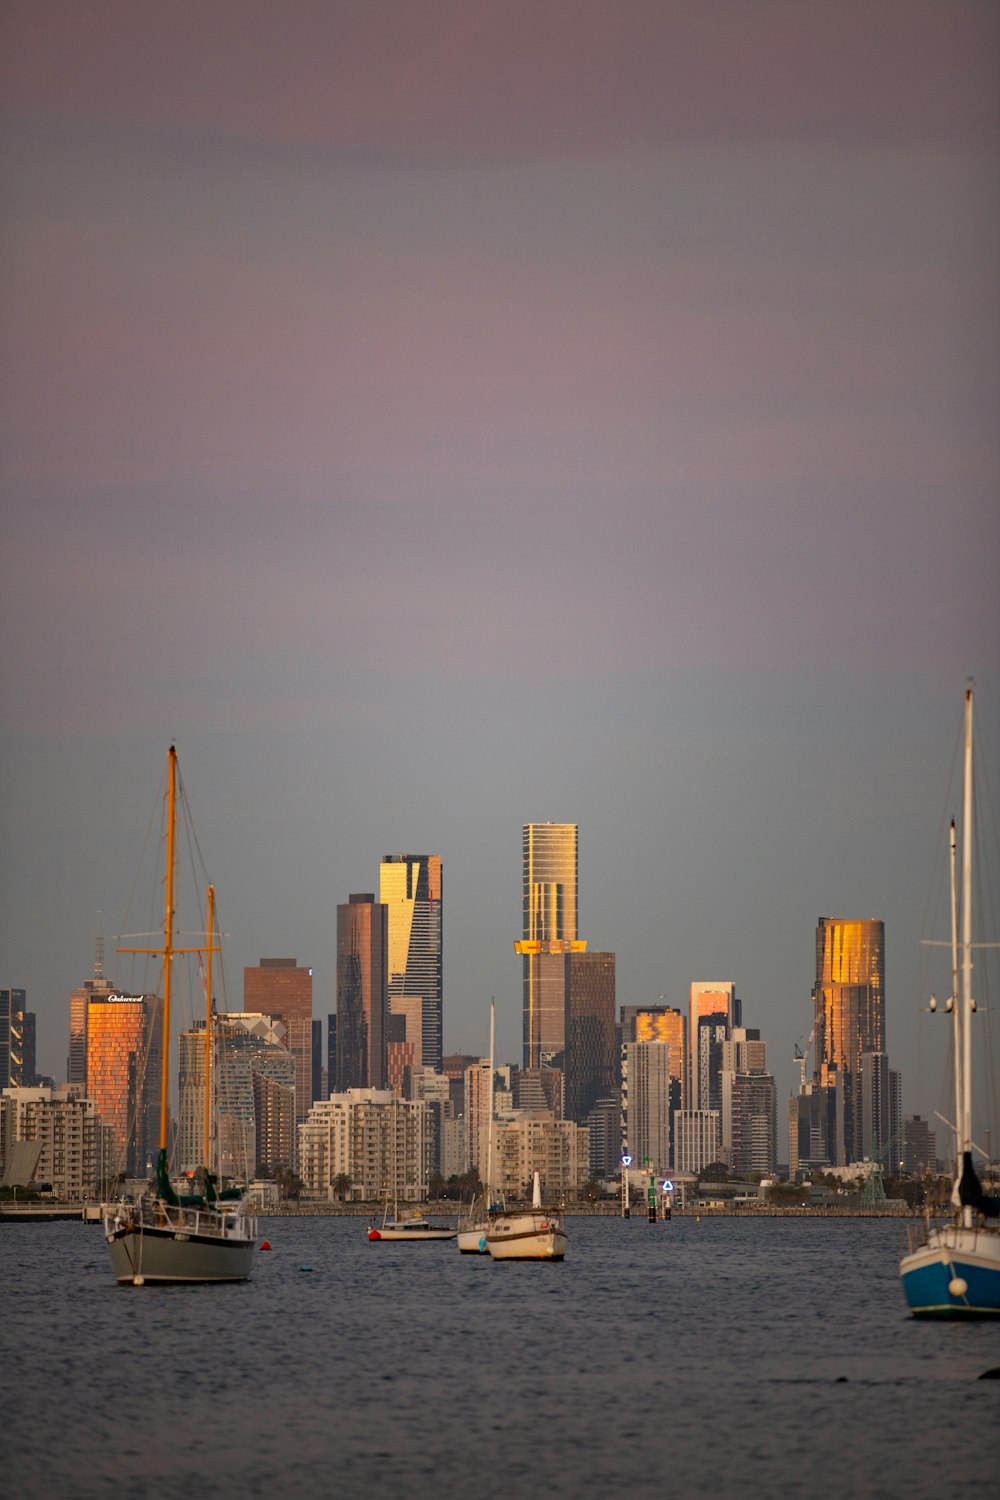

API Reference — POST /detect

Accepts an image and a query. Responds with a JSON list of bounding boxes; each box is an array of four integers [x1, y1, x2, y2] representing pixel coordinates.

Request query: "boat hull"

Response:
[[104, 1203, 257, 1284], [486, 1211, 567, 1261], [368, 1221, 456, 1241], [900, 1224, 1000, 1318], [456, 1224, 489, 1254]]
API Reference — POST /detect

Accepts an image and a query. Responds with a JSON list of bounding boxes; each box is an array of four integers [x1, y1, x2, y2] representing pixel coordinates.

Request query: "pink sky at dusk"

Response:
[[1, 1, 998, 1106]]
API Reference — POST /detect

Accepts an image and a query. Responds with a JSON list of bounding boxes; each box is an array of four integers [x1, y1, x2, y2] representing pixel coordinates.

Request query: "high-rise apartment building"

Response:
[[380, 854, 443, 1073], [720, 1029, 776, 1178], [902, 1114, 937, 1176], [622, 1006, 685, 1109], [622, 1040, 678, 1174], [336, 895, 388, 1091], [243, 958, 314, 1124], [517, 823, 585, 1068], [812, 918, 886, 1163], [298, 1088, 431, 1201], [688, 983, 738, 1109], [85, 991, 161, 1177], [176, 1013, 296, 1176], [674, 1109, 721, 1174], [0, 1085, 105, 1199]]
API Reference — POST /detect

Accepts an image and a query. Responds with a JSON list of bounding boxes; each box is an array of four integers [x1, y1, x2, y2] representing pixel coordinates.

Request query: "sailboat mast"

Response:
[[949, 819, 961, 1175], [159, 746, 178, 1154], [204, 884, 215, 1173], [485, 999, 495, 1205], [960, 688, 974, 1222]]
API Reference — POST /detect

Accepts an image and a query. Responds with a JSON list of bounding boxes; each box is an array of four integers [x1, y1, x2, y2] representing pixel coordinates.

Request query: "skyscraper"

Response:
[[336, 894, 388, 1091], [564, 951, 617, 1124], [0, 988, 30, 1089], [85, 991, 161, 1177], [622, 1040, 677, 1174], [516, 823, 585, 1068], [380, 854, 443, 1073], [622, 1005, 686, 1109], [176, 1013, 296, 1176], [243, 958, 314, 1124], [812, 917, 886, 1162], [688, 982, 738, 1111], [68, 932, 115, 1086]]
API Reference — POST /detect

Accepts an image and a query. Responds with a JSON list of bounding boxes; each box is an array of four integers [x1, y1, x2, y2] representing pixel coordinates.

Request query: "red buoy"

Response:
[[368, 1229, 381, 1241], [260, 1240, 272, 1251]]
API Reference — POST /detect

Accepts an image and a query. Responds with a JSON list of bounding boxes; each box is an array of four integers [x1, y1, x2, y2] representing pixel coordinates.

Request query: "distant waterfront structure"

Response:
[[380, 854, 443, 1073], [85, 991, 161, 1177], [812, 918, 886, 1163], [243, 958, 314, 1124], [336, 895, 388, 1091], [516, 823, 585, 1068]]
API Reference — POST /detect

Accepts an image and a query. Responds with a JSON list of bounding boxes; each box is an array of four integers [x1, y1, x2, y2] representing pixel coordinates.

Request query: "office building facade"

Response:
[[336, 895, 388, 1091], [564, 950, 617, 1123]]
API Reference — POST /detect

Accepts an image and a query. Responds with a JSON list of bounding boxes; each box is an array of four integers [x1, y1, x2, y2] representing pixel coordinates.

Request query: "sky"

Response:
[[2, 1, 998, 1133]]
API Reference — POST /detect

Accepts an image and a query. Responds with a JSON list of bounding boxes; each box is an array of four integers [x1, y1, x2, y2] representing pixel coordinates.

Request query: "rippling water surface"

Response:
[[3, 1215, 997, 1498]]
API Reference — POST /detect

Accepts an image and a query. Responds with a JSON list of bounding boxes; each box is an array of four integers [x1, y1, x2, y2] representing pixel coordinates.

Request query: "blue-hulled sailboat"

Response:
[[899, 689, 1000, 1317]]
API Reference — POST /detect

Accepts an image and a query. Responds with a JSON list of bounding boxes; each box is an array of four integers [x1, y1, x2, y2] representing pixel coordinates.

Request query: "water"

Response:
[[3, 1215, 997, 1498]]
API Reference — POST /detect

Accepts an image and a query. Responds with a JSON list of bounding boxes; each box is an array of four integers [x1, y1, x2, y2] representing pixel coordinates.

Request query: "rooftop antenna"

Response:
[[94, 911, 106, 983]]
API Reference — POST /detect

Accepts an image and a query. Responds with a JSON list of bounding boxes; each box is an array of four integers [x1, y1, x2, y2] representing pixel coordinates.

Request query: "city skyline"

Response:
[[1, 3, 998, 1121]]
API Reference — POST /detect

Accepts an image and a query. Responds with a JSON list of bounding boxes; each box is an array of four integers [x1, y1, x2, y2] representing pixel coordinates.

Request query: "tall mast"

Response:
[[204, 884, 215, 1173], [159, 745, 178, 1154], [485, 999, 495, 1205], [949, 819, 960, 1175], [960, 688, 974, 1226]]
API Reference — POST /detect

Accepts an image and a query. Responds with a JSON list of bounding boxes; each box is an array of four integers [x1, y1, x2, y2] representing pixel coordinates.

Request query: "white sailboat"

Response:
[[486, 1168, 567, 1262], [899, 689, 1000, 1317], [368, 1097, 456, 1241], [103, 747, 257, 1285], [457, 1001, 497, 1255]]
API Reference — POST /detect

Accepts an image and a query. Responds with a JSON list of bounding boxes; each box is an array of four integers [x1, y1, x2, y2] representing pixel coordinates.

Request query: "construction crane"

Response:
[[793, 1015, 819, 1094]]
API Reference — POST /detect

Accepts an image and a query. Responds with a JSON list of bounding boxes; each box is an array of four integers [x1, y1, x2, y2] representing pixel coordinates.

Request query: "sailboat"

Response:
[[457, 1001, 498, 1255], [103, 747, 257, 1285], [899, 689, 1000, 1317], [486, 1168, 567, 1261], [367, 1096, 456, 1241]]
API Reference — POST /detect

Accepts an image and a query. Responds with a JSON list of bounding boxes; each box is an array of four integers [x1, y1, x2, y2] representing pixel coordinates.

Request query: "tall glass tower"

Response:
[[336, 894, 388, 1091], [379, 854, 443, 1073], [812, 917, 886, 1162], [517, 824, 583, 1069], [522, 823, 577, 943]]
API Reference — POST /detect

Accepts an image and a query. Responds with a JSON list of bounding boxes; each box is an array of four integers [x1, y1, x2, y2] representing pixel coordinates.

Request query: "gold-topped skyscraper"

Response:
[[516, 823, 585, 1068], [812, 917, 886, 1162]]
